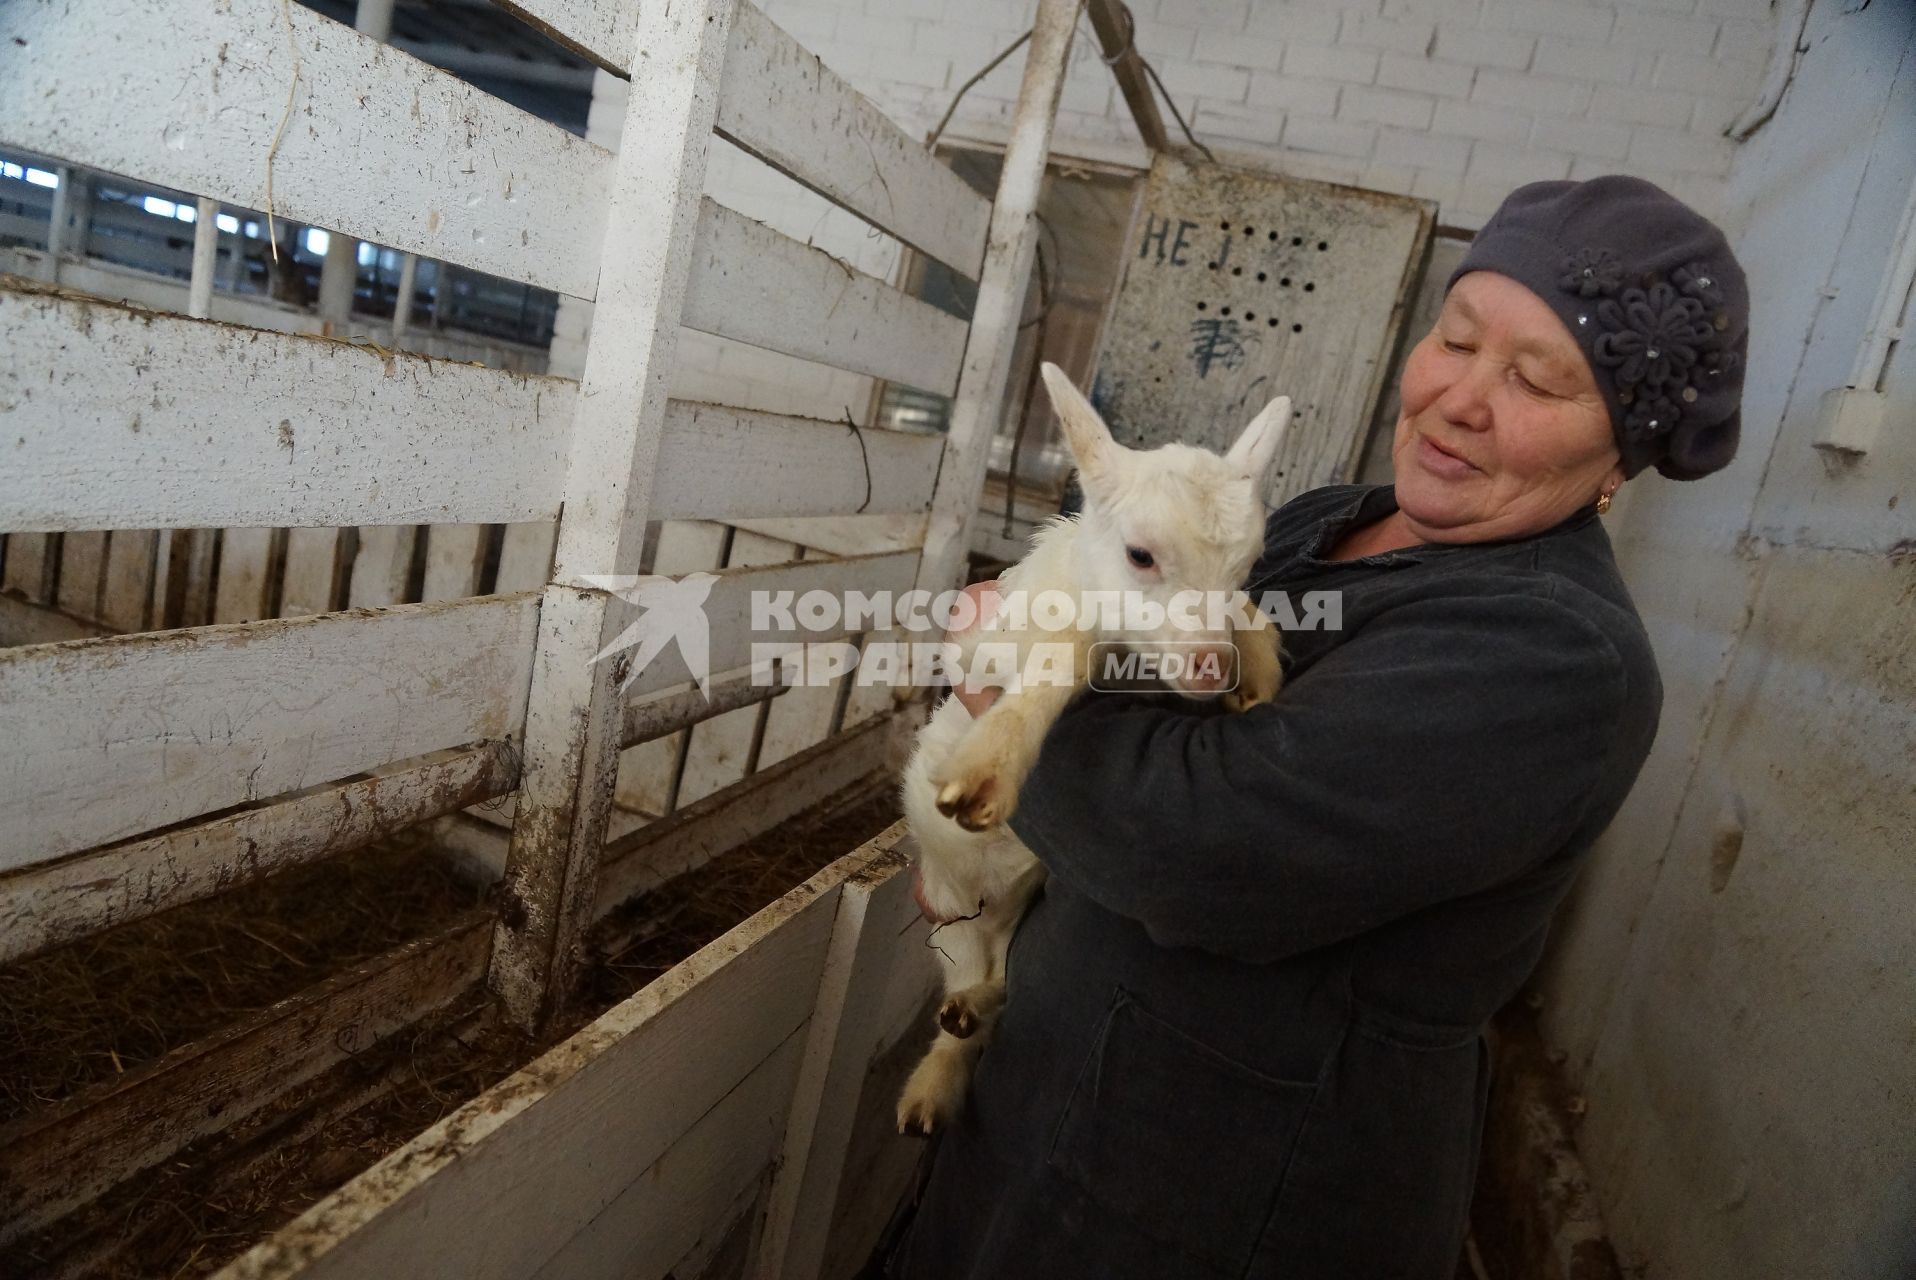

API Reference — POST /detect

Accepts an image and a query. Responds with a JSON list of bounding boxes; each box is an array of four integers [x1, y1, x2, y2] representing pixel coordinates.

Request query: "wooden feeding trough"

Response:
[[0, 0, 1082, 1272]]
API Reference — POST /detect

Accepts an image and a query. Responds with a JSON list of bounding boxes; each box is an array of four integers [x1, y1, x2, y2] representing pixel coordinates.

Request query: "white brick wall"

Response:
[[564, 0, 1778, 420], [746, 0, 1776, 233]]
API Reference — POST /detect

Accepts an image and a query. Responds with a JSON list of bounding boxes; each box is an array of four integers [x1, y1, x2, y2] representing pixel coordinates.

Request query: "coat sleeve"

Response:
[[1004, 587, 1630, 964]]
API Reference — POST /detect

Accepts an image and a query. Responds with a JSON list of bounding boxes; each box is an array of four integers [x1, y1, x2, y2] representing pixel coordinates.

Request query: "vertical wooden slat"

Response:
[[1, 532, 58, 604], [755, 836, 927, 1280], [420, 524, 488, 601], [281, 528, 346, 617], [56, 531, 106, 620], [177, 528, 219, 627], [677, 531, 797, 807], [493, 522, 558, 593], [611, 520, 731, 817], [99, 528, 156, 631], [213, 528, 281, 623], [487, 0, 738, 1032], [914, 0, 1078, 600], [348, 526, 416, 608]]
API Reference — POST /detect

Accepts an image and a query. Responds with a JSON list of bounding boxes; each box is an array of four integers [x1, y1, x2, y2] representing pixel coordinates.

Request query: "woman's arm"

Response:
[[1005, 588, 1633, 963]]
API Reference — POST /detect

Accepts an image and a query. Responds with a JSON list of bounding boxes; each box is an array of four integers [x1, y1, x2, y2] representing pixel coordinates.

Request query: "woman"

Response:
[[884, 176, 1750, 1280]]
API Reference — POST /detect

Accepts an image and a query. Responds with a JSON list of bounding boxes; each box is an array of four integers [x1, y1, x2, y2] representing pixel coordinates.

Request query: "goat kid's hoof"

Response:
[[934, 773, 1012, 832], [938, 995, 980, 1039], [896, 1095, 945, 1137]]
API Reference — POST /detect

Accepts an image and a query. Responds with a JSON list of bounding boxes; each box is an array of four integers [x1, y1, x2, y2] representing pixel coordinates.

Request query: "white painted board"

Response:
[[0, 0, 610, 298], [0, 593, 539, 869]]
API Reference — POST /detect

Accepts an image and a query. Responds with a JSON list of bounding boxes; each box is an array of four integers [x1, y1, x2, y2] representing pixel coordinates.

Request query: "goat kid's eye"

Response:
[[1126, 545, 1156, 570]]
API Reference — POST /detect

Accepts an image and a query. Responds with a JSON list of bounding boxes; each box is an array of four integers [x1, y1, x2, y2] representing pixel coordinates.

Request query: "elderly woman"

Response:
[[882, 177, 1750, 1280]]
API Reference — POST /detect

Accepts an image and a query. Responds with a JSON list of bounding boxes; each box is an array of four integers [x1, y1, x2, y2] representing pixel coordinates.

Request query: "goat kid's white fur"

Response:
[[896, 362, 1292, 1136]]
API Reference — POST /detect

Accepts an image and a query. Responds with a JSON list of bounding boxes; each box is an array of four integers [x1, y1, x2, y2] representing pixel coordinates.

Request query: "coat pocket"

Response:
[[1045, 989, 1318, 1275]]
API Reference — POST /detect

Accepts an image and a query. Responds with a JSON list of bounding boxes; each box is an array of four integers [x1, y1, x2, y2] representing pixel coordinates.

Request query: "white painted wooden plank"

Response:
[[0, 592, 540, 870], [0, 744, 516, 967], [526, 1031, 805, 1280], [421, 524, 489, 601], [729, 513, 929, 558], [758, 831, 923, 1280], [501, 1, 990, 277], [348, 526, 415, 607], [55, 530, 106, 619], [716, 3, 990, 278], [915, 0, 1078, 598], [99, 529, 156, 632], [0, 290, 572, 530], [685, 199, 969, 395], [0, 0, 609, 298], [651, 402, 941, 522], [217, 851, 862, 1280], [621, 550, 921, 700], [280, 528, 346, 617], [213, 527, 281, 623]]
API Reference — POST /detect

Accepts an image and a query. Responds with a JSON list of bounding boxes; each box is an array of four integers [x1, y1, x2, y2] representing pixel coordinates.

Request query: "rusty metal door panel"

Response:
[[1091, 156, 1433, 507]]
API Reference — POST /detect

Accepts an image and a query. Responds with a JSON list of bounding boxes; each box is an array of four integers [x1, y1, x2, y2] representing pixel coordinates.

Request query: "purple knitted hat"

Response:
[[1448, 176, 1750, 481]]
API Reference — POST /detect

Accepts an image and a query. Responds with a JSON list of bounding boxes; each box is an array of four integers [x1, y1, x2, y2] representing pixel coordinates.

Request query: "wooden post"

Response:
[[486, 0, 737, 1032], [915, 0, 1078, 599], [1085, 0, 1169, 153]]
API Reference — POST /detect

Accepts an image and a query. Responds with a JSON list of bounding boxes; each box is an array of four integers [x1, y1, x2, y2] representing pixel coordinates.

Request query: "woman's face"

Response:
[[1392, 271, 1625, 543]]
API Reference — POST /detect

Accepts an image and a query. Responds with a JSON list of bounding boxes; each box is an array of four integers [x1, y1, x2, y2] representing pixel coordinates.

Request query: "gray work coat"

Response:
[[885, 483, 1662, 1280]]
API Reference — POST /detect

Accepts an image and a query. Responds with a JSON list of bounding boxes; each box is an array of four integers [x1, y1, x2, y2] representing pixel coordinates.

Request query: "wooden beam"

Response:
[[0, 915, 490, 1245], [1086, 0, 1170, 153], [0, 743, 517, 967], [916, 0, 1079, 598], [487, 0, 737, 1034]]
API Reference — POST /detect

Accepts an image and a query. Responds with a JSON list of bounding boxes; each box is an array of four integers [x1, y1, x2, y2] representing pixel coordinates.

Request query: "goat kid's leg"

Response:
[[897, 1029, 986, 1137], [935, 860, 1045, 1039], [931, 677, 1082, 831], [1224, 592, 1284, 713]]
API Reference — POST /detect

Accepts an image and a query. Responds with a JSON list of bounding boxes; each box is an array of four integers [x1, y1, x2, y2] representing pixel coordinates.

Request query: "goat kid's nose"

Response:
[[1174, 641, 1237, 694]]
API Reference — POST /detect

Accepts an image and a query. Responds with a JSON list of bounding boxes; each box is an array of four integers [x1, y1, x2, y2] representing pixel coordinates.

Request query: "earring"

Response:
[[1595, 488, 1615, 515]]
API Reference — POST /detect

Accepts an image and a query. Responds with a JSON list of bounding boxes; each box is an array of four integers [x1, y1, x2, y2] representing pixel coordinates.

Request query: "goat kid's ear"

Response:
[[1040, 363, 1118, 487], [1226, 395, 1291, 486]]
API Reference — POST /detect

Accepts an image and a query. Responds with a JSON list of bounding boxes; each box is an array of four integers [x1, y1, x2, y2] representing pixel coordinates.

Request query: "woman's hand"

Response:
[[949, 579, 1003, 718]]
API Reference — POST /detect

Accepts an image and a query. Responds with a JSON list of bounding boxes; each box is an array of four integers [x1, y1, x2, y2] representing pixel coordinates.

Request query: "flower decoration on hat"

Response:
[[1558, 247, 1623, 298], [1622, 394, 1682, 442], [1590, 278, 1721, 438], [1672, 261, 1725, 308]]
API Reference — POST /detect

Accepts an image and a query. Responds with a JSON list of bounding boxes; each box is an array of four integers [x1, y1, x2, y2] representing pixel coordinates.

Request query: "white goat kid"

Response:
[[895, 363, 1291, 1136]]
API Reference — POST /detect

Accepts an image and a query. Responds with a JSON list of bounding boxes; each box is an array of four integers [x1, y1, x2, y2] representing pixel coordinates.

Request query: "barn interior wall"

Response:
[[746, 0, 1772, 237], [1528, 4, 1916, 1277]]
